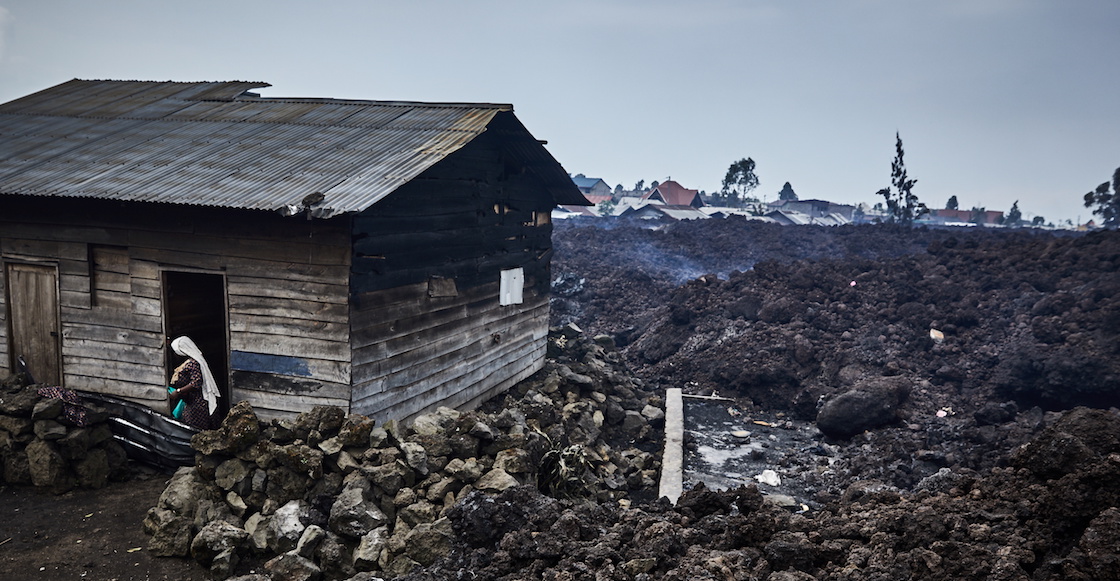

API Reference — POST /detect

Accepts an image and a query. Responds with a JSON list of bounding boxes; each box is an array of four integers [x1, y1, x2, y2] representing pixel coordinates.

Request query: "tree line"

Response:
[[614, 139, 1117, 228], [713, 134, 1119, 228]]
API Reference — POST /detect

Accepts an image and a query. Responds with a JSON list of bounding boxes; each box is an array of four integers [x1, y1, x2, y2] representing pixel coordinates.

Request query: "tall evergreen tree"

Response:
[[876, 133, 928, 225], [1005, 200, 1022, 226]]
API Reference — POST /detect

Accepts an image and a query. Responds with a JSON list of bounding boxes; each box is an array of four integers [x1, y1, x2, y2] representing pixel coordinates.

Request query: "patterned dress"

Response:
[[170, 359, 217, 430]]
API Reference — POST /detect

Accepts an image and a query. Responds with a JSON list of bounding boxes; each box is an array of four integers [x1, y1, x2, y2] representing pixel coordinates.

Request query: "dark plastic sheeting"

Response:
[[77, 391, 198, 470]]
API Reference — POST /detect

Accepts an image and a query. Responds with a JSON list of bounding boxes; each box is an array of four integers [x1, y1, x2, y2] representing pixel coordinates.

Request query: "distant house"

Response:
[[588, 195, 658, 217], [620, 204, 709, 221], [852, 202, 886, 224], [552, 205, 600, 219], [555, 190, 611, 219], [765, 209, 846, 226], [643, 180, 704, 208], [927, 209, 1005, 225], [765, 210, 809, 226], [0, 79, 587, 422], [768, 199, 855, 221], [571, 176, 613, 198], [700, 207, 773, 221]]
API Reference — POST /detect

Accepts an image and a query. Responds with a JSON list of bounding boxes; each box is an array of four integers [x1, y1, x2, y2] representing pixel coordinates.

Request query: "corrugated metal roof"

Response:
[[658, 205, 710, 221], [0, 79, 587, 216], [571, 175, 607, 189]]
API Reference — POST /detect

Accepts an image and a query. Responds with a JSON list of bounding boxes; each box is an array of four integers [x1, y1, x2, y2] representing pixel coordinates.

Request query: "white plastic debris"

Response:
[[929, 328, 945, 343], [755, 469, 781, 486]]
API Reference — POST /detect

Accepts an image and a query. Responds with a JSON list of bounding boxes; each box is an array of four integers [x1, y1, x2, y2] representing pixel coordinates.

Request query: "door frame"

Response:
[[160, 267, 231, 417]]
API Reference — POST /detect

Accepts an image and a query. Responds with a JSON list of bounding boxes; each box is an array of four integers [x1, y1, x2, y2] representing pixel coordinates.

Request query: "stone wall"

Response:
[[0, 374, 128, 491], [144, 327, 665, 580]]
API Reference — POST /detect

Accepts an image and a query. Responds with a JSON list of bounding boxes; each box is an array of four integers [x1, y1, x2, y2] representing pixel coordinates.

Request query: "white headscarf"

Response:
[[171, 336, 220, 415]]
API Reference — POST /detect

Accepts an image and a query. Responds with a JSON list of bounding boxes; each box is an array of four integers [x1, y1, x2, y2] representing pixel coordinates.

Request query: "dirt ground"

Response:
[[0, 467, 209, 581]]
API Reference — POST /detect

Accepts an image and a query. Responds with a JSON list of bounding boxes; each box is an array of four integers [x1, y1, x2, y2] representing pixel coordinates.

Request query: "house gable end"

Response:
[[347, 130, 556, 421]]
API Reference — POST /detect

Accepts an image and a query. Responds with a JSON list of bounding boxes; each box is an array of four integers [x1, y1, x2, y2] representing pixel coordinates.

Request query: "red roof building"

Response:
[[642, 180, 704, 208]]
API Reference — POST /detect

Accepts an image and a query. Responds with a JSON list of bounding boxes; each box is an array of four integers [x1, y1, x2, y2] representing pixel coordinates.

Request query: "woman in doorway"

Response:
[[168, 336, 221, 430]]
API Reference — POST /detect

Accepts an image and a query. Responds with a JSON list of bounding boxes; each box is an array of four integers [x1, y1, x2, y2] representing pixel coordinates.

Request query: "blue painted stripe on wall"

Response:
[[230, 350, 312, 377]]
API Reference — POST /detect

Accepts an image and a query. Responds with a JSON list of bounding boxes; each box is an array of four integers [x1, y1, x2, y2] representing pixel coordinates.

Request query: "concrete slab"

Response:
[[658, 387, 684, 504]]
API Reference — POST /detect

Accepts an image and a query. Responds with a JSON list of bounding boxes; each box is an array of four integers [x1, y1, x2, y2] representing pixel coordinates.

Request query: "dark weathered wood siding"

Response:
[[0, 261, 7, 377], [0, 198, 352, 419], [348, 132, 554, 421]]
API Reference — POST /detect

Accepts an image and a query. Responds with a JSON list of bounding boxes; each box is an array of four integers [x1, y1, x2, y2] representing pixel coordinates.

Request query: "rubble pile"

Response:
[[624, 229, 1120, 414], [550, 219, 1005, 341], [401, 406, 1120, 580], [0, 374, 128, 491], [143, 327, 664, 580], [557, 222, 1119, 487]]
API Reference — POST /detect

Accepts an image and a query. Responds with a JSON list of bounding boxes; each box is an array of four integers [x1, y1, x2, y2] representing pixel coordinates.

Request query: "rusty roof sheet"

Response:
[[644, 180, 702, 207], [0, 79, 586, 216]]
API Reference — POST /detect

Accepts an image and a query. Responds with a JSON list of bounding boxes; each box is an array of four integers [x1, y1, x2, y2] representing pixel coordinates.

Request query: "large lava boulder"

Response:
[[816, 376, 910, 439]]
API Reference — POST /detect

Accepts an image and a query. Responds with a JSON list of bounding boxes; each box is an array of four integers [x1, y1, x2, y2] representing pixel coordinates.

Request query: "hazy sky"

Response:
[[2, 1, 1118, 224]]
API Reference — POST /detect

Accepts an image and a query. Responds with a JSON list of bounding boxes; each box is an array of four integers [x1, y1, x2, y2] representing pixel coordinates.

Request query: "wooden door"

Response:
[[6, 263, 62, 385]]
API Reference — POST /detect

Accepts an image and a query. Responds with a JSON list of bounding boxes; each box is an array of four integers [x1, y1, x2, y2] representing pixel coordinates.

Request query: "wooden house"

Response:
[[0, 79, 587, 421]]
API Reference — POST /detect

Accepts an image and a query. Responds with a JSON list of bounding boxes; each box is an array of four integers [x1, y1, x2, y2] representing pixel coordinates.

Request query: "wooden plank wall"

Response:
[[350, 283, 548, 421], [0, 222, 165, 402], [0, 262, 6, 376], [349, 133, 555, 421], [1, 197, 352, 418]]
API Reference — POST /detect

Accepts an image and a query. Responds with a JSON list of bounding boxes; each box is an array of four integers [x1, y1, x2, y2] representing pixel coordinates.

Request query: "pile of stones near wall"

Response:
[[0, 374, 128, 492], [144, 326, 666, 580]]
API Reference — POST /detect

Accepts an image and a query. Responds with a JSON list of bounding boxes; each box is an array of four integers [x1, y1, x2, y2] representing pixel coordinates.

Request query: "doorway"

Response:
[[5, 263, 62, 385], [162, 271, 229, 417]]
